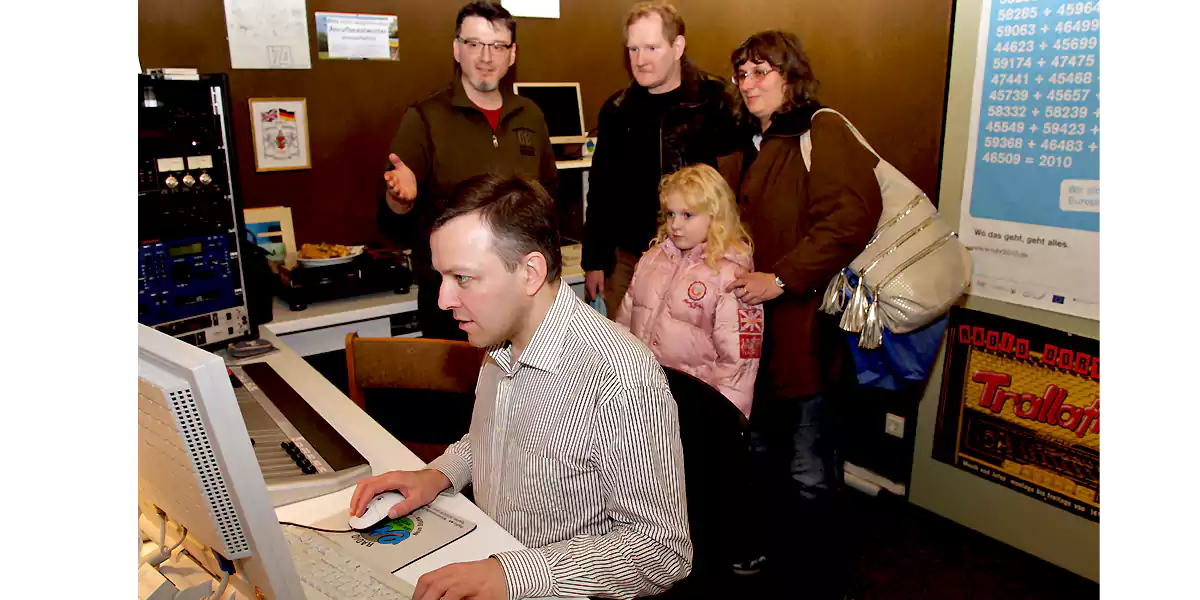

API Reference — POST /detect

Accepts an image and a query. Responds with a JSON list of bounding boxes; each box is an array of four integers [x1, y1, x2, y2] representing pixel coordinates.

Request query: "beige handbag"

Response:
[[800, 109, 972, 349]]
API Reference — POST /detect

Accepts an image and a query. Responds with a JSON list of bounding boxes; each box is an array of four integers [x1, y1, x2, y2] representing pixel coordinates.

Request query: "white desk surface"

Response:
[[264, 271, 585, 336], [255, 329, 581, 598], [266, 290, 420, 335], [555, 157, 591, 170]]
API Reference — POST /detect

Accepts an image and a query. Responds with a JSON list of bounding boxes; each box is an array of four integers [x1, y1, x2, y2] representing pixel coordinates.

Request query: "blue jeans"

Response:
[[750, 393, 834, 502], [747, 392, 838, 571], [747, 393, 850, 595]]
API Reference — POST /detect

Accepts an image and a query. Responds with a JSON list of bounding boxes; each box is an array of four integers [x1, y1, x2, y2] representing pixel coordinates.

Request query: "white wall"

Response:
[[907, 0, 1100, 582]]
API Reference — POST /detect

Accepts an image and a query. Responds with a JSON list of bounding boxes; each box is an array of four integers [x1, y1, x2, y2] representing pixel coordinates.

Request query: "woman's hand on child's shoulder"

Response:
[[726, 271, 784, 305]]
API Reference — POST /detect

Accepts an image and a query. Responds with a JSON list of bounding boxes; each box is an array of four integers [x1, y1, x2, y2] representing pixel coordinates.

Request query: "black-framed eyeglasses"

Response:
[[456, 37, 514, 53], [732, 68, 777, 84]]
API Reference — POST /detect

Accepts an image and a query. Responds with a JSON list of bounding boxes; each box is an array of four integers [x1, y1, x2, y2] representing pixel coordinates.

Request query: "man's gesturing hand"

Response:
[[384, 153, 418, 214]]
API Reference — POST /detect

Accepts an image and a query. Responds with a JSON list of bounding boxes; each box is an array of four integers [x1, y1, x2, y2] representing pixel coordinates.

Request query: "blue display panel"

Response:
[[139, 234, 242, 327]]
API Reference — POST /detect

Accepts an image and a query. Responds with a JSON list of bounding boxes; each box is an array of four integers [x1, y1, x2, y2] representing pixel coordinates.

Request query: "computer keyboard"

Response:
[[282, 526, 415, 600]]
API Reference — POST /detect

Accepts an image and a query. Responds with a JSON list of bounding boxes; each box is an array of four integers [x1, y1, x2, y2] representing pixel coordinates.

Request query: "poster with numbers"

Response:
[[959, 0, 1099, 319]]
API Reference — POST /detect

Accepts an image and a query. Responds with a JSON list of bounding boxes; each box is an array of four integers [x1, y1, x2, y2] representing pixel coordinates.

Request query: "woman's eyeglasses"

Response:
[[732, 68, 777, 85]]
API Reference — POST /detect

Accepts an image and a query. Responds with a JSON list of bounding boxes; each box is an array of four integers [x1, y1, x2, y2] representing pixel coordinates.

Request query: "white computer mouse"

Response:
[[348, 491, 406, 531]]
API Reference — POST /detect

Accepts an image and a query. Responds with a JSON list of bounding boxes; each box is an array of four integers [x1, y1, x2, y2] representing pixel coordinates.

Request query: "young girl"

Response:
[[618, 164, 764, 417]]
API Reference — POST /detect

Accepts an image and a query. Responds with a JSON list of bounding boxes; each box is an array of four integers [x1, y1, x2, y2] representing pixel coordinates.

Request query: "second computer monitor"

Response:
[[513, 82, 587, 144]]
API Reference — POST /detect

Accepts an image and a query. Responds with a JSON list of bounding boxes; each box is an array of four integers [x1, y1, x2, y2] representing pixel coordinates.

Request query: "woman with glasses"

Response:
[[720, 30, 882, 591]]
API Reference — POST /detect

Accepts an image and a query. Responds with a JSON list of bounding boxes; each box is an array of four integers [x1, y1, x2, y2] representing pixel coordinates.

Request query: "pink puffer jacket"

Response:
[[617, 240, 764, 417]]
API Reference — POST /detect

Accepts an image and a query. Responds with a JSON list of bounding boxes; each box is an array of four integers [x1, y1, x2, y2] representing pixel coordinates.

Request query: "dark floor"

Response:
[[654, 490, 1097, 600]]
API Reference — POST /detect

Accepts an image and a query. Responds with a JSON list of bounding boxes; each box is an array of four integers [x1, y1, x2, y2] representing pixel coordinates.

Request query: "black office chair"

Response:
[[650, 367, 753, 599]]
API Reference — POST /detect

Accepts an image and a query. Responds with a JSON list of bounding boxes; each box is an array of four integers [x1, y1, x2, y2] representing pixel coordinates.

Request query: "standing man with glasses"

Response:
[[378, 1, 558, 340], [581, 1, 740, 321]]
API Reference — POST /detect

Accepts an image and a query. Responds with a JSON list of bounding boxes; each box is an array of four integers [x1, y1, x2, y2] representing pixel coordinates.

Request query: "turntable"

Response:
[[274, 247, 413, 311]]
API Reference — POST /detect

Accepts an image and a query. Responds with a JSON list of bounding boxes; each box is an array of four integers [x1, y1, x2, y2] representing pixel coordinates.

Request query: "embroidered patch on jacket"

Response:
[[516, 127, 537, 156], [684, 281, 707, 309], [739, 334, 762, 359], [738, 307, 764, 333], [738, 306, 764, 358]]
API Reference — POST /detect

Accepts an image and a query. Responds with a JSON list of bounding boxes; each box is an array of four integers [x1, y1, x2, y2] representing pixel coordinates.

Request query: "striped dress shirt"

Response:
[[428, 282, 693, 599]]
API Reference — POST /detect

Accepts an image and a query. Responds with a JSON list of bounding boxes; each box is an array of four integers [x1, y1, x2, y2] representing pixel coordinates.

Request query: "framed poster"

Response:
[[248, 97, 311, 171], [243, 206, 295, 262], [933, 307, 1099, 522]]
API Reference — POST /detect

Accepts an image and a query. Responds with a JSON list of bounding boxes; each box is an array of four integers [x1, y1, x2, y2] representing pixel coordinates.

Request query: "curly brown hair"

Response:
[[729, 30, 821, 127]]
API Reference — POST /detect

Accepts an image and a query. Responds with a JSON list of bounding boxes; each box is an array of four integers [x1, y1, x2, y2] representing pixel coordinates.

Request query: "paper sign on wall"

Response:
[[223, 0, 312, 69], [957, 0, 1099, 319], [316, 12, 399, 60], [502, 0, 560, 19]]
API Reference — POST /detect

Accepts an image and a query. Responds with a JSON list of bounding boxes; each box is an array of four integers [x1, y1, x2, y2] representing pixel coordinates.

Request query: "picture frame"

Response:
[[243, 206, 296, 262], [248, 97, 311, 172]]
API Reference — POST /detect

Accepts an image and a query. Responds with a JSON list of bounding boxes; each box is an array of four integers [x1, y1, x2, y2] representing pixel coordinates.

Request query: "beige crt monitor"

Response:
[[138, 324, 306, 599], [513, 82, 588, 144]]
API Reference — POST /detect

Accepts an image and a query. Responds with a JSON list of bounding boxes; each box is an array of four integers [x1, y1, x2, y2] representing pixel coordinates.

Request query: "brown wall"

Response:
[[139, 0, 953, 246]]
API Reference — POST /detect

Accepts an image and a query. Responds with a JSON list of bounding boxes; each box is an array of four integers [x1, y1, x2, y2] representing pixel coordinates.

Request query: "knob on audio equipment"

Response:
[[182, 173, 196, 187], [165, 175, 179, 189], [198, 172, 212, 185]]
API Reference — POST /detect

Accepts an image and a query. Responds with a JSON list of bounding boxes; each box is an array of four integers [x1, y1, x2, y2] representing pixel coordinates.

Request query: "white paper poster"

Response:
[[502, 0, 560, 19], [223, 0, 312, 69], [315, 12, 399, 60], [958, 0, 1099, 319]]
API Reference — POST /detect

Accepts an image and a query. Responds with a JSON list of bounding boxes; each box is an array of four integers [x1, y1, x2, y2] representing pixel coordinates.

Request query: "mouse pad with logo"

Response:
[[329, 504, 477, 573]]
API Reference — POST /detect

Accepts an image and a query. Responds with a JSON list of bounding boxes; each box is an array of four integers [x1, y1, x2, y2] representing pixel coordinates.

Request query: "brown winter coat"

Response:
[[719, 106, 883, 399]]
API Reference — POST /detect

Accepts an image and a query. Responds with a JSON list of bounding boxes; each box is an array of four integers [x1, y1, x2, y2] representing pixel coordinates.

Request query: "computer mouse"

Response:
[[348, 491, 406, 531]]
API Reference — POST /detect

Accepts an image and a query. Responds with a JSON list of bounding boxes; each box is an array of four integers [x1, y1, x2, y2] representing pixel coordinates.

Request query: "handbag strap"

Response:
[[798, 108, 884, 171]]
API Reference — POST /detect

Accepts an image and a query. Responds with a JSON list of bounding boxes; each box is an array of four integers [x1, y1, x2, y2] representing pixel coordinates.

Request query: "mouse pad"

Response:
[[328, 504, 477, 573]]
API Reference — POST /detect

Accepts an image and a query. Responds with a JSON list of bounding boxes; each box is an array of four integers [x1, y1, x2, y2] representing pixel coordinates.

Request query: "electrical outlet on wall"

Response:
[[885, 413, 906, 438]]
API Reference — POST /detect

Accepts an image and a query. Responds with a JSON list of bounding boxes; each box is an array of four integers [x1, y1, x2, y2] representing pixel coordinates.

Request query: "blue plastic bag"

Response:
[[589, 295, 608, 318], [830, 269, 948, 390], [845, 315, 948, 391]]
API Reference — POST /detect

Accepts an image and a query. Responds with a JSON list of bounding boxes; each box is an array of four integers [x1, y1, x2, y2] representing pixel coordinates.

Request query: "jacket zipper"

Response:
[[492, 134, 498, 148], [658, 111, 665, 174], [649, 252, 691, 345], [657, 99, 703, 175]]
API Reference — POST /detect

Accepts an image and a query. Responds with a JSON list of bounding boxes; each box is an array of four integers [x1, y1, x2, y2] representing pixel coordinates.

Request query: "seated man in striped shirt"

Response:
[[350, 174, 693, 600]]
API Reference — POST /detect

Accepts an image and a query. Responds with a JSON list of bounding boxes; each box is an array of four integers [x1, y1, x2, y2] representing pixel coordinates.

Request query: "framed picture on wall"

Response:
[[243, 206, 296, 262], [248, 97, 311, 172]]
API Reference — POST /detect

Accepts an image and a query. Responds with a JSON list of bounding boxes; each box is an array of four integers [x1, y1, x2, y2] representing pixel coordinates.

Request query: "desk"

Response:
[[554, 158, 591, 170], [265, 260, 585, 356], [252, 329, 583, 599]]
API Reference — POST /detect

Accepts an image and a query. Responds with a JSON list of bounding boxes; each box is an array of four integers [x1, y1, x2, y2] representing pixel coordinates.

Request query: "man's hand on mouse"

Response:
[[383, 153, 419, 214], [414, 558, 507, 600], [349, 469, 451, 520]]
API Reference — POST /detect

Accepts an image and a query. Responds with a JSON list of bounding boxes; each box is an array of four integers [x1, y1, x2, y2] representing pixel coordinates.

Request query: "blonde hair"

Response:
[[652, 164, 753, 271], [625, 1, 685, 43]]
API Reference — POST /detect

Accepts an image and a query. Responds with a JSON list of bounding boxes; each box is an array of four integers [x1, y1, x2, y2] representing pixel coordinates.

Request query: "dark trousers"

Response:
[[746, 393, 849, 596], [416, 271, 467, 341]]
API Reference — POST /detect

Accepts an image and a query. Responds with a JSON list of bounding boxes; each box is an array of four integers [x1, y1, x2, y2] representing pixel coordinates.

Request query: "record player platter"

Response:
[[274, 247, 413, 311]]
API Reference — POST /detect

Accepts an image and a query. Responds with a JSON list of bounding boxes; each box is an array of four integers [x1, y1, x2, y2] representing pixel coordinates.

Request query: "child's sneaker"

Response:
[[731, 554, 767, 576]]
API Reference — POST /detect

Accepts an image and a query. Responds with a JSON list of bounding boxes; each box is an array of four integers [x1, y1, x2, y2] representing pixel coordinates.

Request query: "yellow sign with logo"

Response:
[[934, 308, 1098, 521]]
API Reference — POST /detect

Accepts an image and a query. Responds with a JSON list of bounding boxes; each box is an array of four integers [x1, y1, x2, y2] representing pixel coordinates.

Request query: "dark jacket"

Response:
[[581, 61, 740, 272], [377, 77, 559, 271], [718, 106, 883, 399]]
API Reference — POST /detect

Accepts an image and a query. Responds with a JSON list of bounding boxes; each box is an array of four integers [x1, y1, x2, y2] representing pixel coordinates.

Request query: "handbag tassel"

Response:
[[858, 297, 884, 350], [820, 269, 850, 315], [840, 277, 869, 332]]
